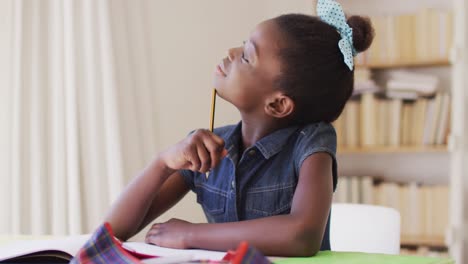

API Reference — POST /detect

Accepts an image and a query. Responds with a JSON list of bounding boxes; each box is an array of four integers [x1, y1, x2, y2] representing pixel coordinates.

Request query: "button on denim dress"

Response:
[[181, 121, 337, 250]]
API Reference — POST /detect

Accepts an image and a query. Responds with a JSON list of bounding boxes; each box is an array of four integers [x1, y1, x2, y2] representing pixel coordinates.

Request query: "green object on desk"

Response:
[[274, 251, 454, 264]]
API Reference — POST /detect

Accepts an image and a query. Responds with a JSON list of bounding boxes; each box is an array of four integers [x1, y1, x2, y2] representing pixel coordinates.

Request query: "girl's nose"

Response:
[[227, 48, 236, 62], [227, 47, 243, 62]]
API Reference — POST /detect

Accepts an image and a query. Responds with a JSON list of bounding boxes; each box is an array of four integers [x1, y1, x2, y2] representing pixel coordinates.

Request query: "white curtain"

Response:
[[0, 0, 157, 235]]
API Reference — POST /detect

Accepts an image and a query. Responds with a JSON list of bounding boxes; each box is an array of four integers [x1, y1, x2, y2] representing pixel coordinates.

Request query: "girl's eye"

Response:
[[241, 51, 250, 63], [241, 41, 249, 63]]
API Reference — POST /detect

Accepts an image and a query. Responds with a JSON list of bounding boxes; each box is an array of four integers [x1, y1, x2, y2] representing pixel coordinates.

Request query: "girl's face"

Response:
[[213, 19, 284, 114]]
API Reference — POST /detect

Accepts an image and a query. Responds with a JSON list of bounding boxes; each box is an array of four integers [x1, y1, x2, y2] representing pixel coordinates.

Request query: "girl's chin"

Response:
[[213, 79, 225, 91], [211, 86, 227, 101]]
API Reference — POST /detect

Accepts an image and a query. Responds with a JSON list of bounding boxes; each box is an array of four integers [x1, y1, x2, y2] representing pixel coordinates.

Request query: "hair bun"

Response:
[[347, 15, 375, 53]]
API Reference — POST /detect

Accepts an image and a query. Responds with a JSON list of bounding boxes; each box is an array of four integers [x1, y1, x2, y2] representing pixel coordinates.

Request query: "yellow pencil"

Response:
[[209, 88, 217, 132], [206, 89, 217, 179]]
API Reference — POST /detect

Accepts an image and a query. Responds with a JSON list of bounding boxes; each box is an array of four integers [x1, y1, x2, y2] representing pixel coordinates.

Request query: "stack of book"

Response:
[[386, 71, 439, 100]]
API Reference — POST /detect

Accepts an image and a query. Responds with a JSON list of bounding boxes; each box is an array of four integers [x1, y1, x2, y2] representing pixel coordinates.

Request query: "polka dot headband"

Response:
[[317, 0, 357, 71]]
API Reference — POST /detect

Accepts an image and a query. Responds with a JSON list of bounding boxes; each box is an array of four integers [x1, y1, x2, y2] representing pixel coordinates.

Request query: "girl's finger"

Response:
[[203, 137, 225, 169], [210, 133, 225, 147], [186, 145, 201, 171], [145, 226, 161, 243], [196, 143, 211, 173], [146, 235, 161, 245]]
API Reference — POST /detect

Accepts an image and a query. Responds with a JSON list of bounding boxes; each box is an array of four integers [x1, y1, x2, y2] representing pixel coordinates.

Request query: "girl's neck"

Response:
[[239, 114, 292, 151]]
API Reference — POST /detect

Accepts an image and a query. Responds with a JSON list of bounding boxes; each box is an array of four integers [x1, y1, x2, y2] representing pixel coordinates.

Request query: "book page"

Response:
[[0, 235, 89, 262], [122, 242, 227, 260]]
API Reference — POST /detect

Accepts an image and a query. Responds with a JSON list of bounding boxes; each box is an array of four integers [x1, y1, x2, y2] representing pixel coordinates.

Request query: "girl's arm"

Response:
[[147, 152, 333, 257], [104, 129, 227, 241], [104, 167, 189, 241], [132, 172, 190, 236]]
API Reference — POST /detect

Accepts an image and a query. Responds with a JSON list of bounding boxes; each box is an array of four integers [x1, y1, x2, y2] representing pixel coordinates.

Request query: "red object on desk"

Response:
[[223, 241, 271, 264]]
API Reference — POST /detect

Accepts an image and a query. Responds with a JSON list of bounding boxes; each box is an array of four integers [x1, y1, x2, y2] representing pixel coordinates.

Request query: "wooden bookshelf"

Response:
[[337, 145, 448, 154], [401, 235, 447, 248], [356, 59, 451, 69], [339, 0, 463, 260]]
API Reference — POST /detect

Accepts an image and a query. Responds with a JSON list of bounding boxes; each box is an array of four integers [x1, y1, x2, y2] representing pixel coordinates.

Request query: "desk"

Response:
[[1, 236, 454, 264], [274, 251, 454, 264]]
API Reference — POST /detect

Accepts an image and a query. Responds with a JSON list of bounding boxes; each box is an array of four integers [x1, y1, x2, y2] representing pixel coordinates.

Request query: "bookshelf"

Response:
[[401, 235, 446, 248], [356, 60, 451, 69], [335, 0, 465, 259], [338, 146, 448, 154]]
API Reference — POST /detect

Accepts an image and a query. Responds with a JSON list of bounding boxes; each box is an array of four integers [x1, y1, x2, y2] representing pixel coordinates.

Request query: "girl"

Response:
[[105, 0, 374, 257]]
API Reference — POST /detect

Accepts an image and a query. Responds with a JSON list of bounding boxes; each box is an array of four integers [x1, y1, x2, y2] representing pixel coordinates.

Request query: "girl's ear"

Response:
[[264, 93, 295, 118]]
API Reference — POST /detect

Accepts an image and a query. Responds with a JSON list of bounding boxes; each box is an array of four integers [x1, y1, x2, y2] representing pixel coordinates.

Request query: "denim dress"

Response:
[[180, 122, 337, 251]]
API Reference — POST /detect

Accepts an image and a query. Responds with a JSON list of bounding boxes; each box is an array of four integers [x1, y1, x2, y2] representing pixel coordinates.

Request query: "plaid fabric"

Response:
[[70, 223, 142, 264], [71, 222, 271, 264]]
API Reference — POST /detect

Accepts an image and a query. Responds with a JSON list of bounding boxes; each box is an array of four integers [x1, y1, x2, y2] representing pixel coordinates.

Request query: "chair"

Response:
[[330, 203, 401, 254]]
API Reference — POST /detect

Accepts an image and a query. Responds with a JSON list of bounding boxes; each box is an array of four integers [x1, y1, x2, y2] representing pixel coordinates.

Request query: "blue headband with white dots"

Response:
[[317, 0, 357, 71]]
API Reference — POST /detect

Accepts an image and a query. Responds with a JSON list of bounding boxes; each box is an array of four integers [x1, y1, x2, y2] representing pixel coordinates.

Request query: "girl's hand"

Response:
[[145, 218, 193, 249], [160, 129, 228, 173]]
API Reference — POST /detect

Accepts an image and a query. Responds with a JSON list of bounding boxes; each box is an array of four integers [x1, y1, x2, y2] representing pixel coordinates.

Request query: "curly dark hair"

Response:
[[273, 13, 374, 124]]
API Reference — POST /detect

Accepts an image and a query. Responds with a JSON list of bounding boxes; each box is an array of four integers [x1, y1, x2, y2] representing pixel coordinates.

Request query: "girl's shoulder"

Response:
[[297, 121, 336, 139], [293, 122, 337, 151], [292, 122, 337, 167]]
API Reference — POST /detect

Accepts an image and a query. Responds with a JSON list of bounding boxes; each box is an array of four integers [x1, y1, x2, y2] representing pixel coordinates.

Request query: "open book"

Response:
[[0, 235, 227, 263]]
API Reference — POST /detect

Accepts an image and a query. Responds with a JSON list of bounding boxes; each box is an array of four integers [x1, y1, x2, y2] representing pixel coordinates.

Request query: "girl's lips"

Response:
[[215, 64, 227, 77]]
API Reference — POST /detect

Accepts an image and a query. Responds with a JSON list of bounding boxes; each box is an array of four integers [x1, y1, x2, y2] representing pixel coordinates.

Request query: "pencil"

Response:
[[209, 88, 217, 132], [206, 89, 217, 179]]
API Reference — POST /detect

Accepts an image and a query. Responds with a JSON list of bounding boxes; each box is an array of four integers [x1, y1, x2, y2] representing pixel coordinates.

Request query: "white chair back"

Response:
[[330, 203, 401, 254]]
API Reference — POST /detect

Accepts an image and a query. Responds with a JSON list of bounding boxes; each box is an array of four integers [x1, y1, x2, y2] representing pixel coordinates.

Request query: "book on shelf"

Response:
[[435, 94, 451, 145], [360, 176, 374, 205], [333, 176, 449, 248], [355, 8, 453, 67], [335, 92, 451, 149], [413, 99, 428, 146], [360, 93, 378, 147], [345, 100, 361, 147]]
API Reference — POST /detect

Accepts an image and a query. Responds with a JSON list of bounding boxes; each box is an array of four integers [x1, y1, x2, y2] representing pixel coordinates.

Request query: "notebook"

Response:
[[0, 235, 226, 263]]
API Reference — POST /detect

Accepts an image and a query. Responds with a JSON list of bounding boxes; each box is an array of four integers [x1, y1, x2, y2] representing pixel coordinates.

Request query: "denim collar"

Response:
[[224, 122, 299, 161]]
